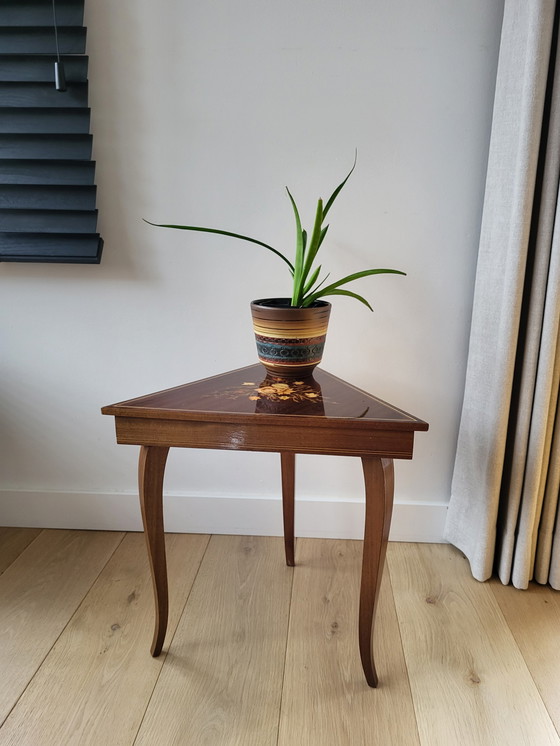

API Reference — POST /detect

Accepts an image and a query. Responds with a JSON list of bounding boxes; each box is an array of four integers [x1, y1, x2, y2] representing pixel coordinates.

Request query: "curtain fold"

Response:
[[444, 0, 560, 589]]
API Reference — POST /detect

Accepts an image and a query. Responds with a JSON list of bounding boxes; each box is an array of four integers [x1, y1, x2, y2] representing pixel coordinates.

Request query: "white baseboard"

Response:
[[0, 490, 448, 543]]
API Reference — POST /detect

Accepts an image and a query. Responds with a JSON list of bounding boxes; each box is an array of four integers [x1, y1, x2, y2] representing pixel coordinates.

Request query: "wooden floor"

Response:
[[1, 529, 559, 746]]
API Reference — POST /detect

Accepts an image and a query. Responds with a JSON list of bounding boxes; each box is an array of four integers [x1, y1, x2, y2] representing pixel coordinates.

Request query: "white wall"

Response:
[[0, 0, 505, 540]]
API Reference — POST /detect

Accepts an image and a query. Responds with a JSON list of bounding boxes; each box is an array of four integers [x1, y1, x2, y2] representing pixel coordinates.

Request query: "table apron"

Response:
[[113, 416, 415, 459]]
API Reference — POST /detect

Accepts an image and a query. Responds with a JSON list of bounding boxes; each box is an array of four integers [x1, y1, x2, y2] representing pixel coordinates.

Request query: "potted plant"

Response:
[[147, 157, 405, 378]]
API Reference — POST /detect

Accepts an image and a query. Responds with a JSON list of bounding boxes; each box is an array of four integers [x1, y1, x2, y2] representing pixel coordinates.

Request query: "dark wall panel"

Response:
[[0, 0, 102, 264]]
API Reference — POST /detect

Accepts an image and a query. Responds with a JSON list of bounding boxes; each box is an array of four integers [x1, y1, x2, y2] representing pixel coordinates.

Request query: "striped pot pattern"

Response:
[[250, 298, 331, 378]]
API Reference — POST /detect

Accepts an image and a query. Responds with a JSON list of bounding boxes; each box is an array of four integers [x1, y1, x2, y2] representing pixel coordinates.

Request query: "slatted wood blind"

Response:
[[0, 0, 103, 263]]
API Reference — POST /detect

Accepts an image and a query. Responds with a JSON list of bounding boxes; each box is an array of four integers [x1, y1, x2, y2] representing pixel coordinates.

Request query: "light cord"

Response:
[[52, 0, 61, 63], [52, 0, 66, 91]]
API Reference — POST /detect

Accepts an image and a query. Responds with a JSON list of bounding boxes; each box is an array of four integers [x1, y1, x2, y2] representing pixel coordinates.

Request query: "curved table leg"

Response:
[[138, 445, 170, 657], [359, 456, 394, 687], [281, 452, 295, 567]]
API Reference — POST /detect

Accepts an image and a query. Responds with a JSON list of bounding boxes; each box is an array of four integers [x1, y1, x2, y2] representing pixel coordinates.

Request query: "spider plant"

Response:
[[146, 156, 405, 311]]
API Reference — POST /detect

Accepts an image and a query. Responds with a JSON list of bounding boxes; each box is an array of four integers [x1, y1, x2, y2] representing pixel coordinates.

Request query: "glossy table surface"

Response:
[[103, 363, 428, 428]]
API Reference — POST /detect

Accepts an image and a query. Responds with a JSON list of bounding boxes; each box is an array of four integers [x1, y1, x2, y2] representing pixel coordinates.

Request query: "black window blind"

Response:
[[0, 0, 103, 263]]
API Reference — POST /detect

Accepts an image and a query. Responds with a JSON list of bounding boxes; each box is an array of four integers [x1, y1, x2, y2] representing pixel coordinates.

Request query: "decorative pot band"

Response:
[[254, 334, 326, 363], [251, 319, 330, 339]]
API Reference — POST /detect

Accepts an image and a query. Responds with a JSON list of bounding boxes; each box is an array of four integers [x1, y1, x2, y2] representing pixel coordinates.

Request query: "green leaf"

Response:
[[144, 219, 295, 274], [304, 267, 406, 306], [317, 224, 329, 248], [302, 265, 321, 295], [285, 188, 306, 305], [299, 198, 324, 294], [305, 287, 374, 311], [322, 151, 357, 219], [302, 270, 330, 299]]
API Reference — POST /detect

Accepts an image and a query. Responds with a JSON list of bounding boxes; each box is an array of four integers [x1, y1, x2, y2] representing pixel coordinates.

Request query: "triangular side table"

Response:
[[102, 364, 428, 687]]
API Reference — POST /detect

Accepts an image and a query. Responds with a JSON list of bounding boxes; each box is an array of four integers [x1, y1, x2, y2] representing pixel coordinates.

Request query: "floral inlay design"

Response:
[[194, 376, 371, 418], [241, 380, 323, 404]]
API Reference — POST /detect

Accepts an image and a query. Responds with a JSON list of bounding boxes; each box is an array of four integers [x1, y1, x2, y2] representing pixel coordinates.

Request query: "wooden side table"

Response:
[[102, 364, 428, 687]]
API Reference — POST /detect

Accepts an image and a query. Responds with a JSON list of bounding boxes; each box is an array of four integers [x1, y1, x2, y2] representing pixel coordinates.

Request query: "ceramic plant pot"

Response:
[[250, 298, 331, 378]]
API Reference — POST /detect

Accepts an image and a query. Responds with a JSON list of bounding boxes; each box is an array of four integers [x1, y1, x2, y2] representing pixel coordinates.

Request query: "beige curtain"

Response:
[[444, 0, 560, 589]]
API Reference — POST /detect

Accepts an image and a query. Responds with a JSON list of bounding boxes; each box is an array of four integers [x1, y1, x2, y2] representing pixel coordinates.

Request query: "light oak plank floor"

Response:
[[0, 529, 559, 746]]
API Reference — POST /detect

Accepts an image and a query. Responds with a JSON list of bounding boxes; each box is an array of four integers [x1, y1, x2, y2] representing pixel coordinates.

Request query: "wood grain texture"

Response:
[[388, 543, 560, 746], [113, 416, 417, 458], [280, 452, 295, 566], [0, 532, 209, 746], [0, 529, 123, 726], [0, 527, 42, 574], [490, 578, 560, 735], [103, 364, 427, 461], [278, 538, 419, 746], [359, 457, 394, 686], [138, 445, 170, 656], [1, 533, 560, 745], [135, 535, 293, 746]]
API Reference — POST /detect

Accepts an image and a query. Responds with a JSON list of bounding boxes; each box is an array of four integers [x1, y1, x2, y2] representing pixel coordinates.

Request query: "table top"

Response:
[[102, 364, 428, 434]]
